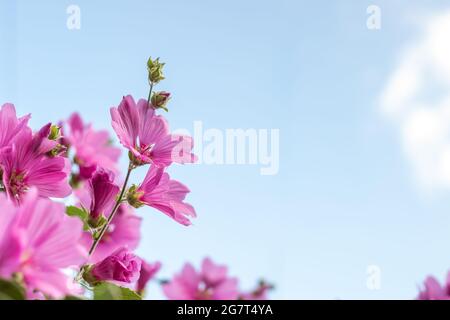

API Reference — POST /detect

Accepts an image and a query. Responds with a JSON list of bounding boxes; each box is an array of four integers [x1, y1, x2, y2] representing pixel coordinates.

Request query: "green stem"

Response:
[[87, 163, 134, 256], [147, 82, 154, 107]]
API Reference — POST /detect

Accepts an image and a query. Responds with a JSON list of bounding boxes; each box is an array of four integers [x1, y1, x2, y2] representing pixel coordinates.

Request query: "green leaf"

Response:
[[93, 283, 141, 300], [66, 206, 90, 230], [0, 278, 25, 300], [66, 206, 88, 220]]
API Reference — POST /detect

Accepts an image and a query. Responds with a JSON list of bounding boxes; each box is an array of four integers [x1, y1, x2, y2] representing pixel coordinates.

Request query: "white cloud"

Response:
[[380, 10, 450, 190]]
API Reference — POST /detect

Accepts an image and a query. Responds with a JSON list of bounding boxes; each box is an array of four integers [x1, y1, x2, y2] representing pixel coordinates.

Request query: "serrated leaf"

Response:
[[0, 278, 25, 300], [93, 282, 141, 300]]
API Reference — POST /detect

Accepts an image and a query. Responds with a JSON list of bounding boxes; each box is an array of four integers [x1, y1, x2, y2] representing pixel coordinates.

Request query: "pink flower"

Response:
[[0, 189, 86, 298], [110, 95, 196, 167], [136, 260, 161, 294], [0, 127, 71, 202], [163, 258, 239, 300], [90, 247, 142, 284], [0, 103, 30, 149], [84, 169, 120, 222], [129, 165, 196, 226], [417, 273, 450, 300], [63, 113, 121, 179], [81, 204, 142, 263]]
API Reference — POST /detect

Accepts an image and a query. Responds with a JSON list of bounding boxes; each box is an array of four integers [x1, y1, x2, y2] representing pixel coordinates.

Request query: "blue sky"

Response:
[[2, 0, 450, 299]]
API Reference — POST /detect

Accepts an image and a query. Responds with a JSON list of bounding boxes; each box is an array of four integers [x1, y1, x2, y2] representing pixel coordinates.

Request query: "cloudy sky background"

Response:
[[2, 0, 450, 299]]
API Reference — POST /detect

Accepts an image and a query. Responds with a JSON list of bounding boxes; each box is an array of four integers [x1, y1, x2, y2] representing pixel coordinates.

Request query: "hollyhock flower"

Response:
[[110, 95, 196, 167], [63, 113, 121, 179], [163, 257, 239, 300], [86, 247, 141, 285], [0, 127, 71, 202], [0, 189, 86, 298], [127, 165, 196, 226], [80, 204, 142, 263], [417, 273, 450, 300], [136, 260, 161, 294], [0, 103, 30, 149]]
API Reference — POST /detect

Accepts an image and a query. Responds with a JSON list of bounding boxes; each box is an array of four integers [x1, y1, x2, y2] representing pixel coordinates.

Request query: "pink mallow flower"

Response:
[[0, 189, 86, 299], [417, 273, 450, 300], [110, 95, 196, 167], [0, 103, 30, 149], [127, 165, 196, 226], [136, 260, 161, 295], [87, 247, 142, 285], [163, 257, 239, 300], [63, 113, 121, 179], [0, 125, 71, 202]]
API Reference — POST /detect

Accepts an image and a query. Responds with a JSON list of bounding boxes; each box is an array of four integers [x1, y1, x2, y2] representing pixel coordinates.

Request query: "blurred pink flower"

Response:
[[0, 103, 30, 149], [163, 257, 239, 300], [131, 165, 196, 226], [417, 273, 450, 300], [63, 113, 121, 179], [136, 260, 161, 294], [81, 204, 142, 263], [0, 189, 86, 298], [110, 95, 196, 167], [90, 247, 142, 285], [0, 127, 71, 202]]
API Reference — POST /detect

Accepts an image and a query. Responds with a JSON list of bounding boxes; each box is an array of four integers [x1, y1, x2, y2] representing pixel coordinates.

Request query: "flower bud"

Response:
[[126, 185, 145, 209], [151, 91, 171, 112], [84, 248, 142, 285], [147, 57, 165, 84]]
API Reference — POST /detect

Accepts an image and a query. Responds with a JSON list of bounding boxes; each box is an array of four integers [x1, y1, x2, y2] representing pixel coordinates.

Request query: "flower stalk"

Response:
[[87, 162, 134, 256]]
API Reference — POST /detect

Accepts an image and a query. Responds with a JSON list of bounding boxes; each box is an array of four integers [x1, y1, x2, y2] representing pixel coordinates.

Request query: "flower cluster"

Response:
[[0, 57, 271, 300], [163, 257, 273, 300]]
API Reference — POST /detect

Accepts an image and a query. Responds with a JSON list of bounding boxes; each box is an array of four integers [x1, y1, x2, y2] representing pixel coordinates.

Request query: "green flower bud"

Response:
[[151, 91, 171, 112], [126, 185, 145, 209], [147, 57, 165, 84]]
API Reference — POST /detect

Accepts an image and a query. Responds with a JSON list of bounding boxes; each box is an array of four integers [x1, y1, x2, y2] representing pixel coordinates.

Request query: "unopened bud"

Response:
[[151, 91, 171, 112], [147, 57, 165, 84]]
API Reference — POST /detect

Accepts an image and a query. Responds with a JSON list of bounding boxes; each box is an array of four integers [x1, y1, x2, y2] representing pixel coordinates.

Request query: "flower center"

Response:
[[9, 170, 28, 199], [195, 283, 214, 300], [139, 143, 155, 156]]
